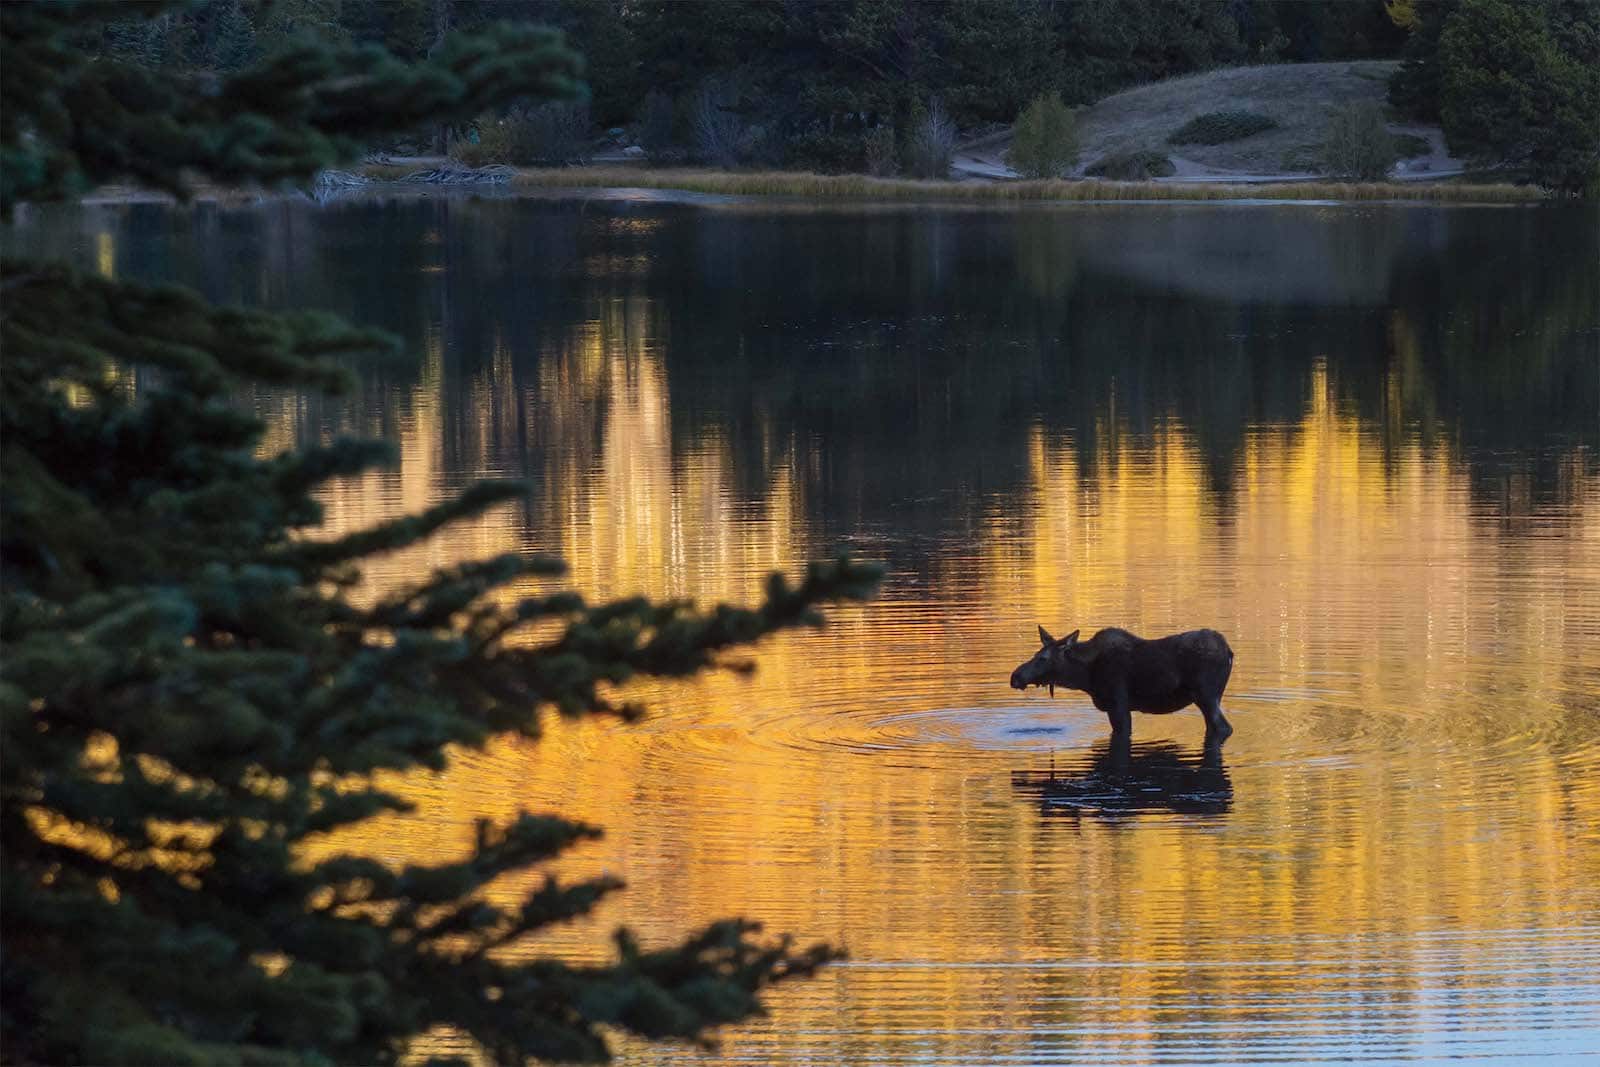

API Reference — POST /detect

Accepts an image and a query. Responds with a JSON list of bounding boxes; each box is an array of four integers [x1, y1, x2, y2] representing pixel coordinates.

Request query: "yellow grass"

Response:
[[497, 166, 1545, 204], [354, 163, 415, 182]]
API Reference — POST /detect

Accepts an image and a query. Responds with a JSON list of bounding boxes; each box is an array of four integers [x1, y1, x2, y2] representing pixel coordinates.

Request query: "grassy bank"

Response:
[[1074, 61, 1406, 175], [488, 166, 1545, 204]]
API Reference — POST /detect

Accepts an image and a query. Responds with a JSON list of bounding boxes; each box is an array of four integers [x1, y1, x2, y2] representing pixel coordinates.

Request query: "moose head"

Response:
[[1009, 626, 1088, 697]]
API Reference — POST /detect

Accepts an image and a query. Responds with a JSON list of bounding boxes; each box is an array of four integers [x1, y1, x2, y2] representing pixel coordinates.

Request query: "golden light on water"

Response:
[[25, 196, 1592, 1063], [284, 299, 1600, 1063], [95, 230, 114, 279]]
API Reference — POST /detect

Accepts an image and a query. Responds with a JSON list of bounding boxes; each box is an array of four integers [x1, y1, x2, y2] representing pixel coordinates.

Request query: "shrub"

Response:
[[453, 101, 591, 166], [450, 126, 504, 167], [692, 81, 748, 168], [905, 100, 956, 179], [523, 100, 592, 164], [1168, 110, 1279, 145], [1006, 92, 1078, 179], [637, 88, 684, 163], [864, 126, 898, 176], [1322, 101, 1396, 180], [782, 128, 864, 172], [1084, 150, 1176, 180]]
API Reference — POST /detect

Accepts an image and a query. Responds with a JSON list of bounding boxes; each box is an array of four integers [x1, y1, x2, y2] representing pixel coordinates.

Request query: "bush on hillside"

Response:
[[1006, 92, 1078, 179], [1085, 150, 1176, 180], [1168, 110, 1279, 145], [1322, 101, 1397, 179]]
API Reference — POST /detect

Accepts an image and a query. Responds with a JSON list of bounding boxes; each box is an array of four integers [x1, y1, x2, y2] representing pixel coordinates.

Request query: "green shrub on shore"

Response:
[[1169, 110, 1279, 145], [1323, 101, 1398, 180], [454, 102, 592, 167], [1007, 93, 1079, 179], [1085, 150, 1177, 180]]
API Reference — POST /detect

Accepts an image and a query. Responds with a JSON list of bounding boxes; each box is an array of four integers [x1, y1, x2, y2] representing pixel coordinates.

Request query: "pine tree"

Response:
[[0, 4, 880, 1063]]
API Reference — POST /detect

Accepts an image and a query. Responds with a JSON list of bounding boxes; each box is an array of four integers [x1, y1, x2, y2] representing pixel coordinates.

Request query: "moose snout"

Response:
[[1009, 666, 1029, 690]]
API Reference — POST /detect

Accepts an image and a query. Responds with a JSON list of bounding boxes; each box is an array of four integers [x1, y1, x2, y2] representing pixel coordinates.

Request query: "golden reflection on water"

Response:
[[284, 294, 1600, 1064]]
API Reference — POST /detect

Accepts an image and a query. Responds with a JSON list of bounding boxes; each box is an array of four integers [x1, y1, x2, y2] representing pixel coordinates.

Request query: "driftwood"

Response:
[[309, 164, 514, 204], [314, 169, 372, 190], [394, 165, 515, 184]]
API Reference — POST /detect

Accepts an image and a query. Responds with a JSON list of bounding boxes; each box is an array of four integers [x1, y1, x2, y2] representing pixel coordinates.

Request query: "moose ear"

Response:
[[1038, 625, 1055, 646], [1062, 629, 1080, 647]]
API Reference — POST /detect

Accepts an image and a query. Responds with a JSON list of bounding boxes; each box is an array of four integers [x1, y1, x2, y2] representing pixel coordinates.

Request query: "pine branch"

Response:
[[1, 6, 884, 1064], [2, 12, 585, 215]]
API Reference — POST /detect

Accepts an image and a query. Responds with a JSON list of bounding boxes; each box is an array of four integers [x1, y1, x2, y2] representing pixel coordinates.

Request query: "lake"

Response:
[[10, 192, 1600, 1064]]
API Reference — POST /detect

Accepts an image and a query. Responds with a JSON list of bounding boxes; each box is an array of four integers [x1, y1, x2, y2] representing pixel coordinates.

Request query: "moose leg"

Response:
[[1197, 694, 1233, 746], [1105, 700, 1133, 740]]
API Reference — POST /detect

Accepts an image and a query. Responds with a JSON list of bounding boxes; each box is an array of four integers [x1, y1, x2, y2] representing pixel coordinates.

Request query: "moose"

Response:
[[1010, 626, 1235, 746]]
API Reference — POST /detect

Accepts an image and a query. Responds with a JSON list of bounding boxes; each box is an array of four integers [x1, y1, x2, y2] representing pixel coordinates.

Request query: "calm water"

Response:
[[10, 192, 1600, 1064]]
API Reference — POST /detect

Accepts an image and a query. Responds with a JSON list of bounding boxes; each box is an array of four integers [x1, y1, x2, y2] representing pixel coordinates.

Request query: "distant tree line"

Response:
[[82, 0, 1597, 190], [89, 0, 1405, 171]]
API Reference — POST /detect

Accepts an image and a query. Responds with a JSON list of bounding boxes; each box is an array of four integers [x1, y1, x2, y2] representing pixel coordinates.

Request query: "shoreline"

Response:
[[58, 165, 1550, 210], [372, 164, 1548, 204]]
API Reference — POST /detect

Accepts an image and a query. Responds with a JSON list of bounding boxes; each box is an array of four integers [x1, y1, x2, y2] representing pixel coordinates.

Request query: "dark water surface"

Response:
[[10, 193, 1600, 1064]]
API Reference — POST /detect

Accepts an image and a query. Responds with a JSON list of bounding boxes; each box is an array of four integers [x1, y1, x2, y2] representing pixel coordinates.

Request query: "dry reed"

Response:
[[497, 166, 1544, 204]]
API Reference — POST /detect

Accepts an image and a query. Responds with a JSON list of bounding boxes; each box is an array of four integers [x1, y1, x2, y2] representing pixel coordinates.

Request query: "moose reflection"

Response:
[[1011, 738, 1233, 821]]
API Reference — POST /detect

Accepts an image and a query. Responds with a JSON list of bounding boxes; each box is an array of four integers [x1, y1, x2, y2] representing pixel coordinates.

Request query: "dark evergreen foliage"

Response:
[[73, 1, 1409, 172], [1167, 110, 1279, 146], [1388, 0, 1599, 191], [3, 1, 583, 208], [1436, 0, 1600, 192], [1387, 0, 1457, 121], [1084, 150, 1178, 180], [0, 3, 880, 1063]]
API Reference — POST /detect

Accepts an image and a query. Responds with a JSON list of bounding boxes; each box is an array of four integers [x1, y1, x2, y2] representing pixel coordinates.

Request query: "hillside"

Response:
[[957, 61, 1464, 183]]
